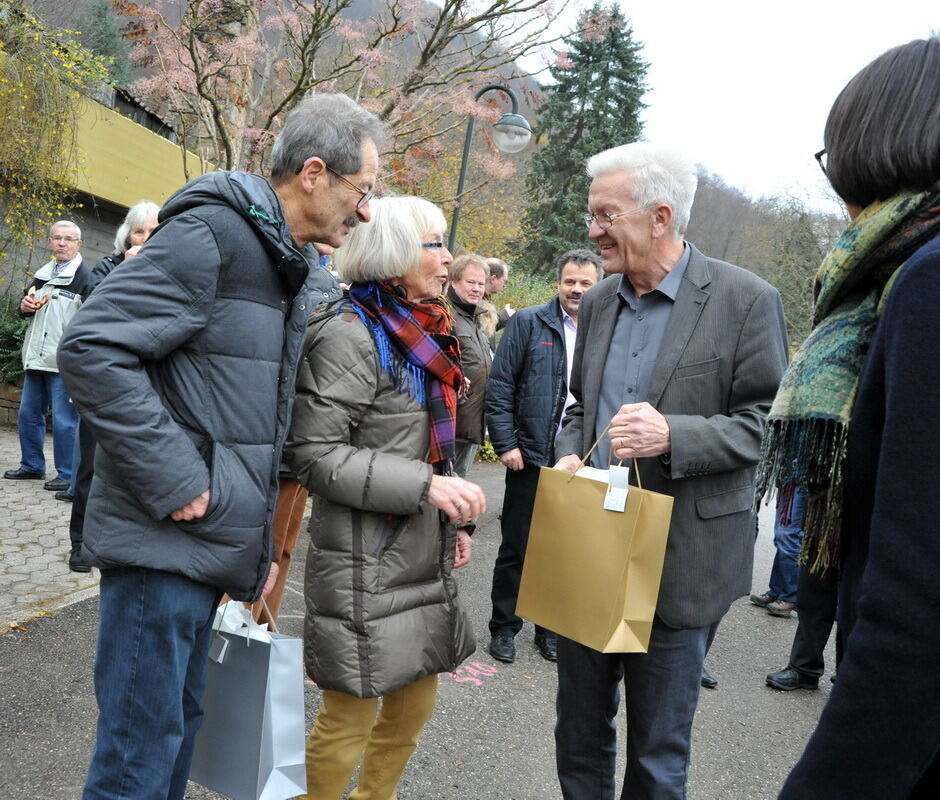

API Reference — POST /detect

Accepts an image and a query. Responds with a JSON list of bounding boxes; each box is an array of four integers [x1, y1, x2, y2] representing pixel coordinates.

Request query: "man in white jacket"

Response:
[[4, 220, 92, 492]]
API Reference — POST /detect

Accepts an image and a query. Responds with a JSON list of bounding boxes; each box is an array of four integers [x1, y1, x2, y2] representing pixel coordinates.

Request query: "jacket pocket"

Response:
[[676, 357, 720, 378], [177, 443, 266, 536], [695, 485, 754, 519]]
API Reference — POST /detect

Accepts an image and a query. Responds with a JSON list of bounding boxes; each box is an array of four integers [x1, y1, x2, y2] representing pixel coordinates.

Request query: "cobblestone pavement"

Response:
[[0, 426, 99, 628]]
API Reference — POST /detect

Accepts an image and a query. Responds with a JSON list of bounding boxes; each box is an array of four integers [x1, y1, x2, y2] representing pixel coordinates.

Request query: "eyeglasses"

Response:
[[582, 207, 648, 230], [421, 241, 445, 248], [50, 235, 79, 243], [814, 149, 827, 177], [294, 157, 374, 209]]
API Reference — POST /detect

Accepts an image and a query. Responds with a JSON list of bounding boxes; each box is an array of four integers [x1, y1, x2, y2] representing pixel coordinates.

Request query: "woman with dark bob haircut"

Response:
[[757, 36, 940, 798]]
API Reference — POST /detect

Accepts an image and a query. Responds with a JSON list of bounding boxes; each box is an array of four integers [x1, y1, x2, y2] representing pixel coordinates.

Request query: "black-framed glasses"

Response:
[[421, 241, 445, 248], [582, 207, 648, 230], [814, 149, 827, 176], [295, 158, 374, 208]]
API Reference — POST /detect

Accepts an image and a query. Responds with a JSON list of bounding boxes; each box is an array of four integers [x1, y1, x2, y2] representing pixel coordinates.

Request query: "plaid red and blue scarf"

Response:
[[348, 282, 463, 467]]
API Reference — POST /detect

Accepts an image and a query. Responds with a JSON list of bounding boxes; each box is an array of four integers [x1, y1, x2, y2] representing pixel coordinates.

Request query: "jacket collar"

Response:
[[34, 253, 83, 283]]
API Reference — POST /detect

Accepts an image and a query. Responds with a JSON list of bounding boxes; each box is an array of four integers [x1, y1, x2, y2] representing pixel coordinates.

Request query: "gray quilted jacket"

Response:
[[57, 172, 312, 601], [286, 303, 476, 698]]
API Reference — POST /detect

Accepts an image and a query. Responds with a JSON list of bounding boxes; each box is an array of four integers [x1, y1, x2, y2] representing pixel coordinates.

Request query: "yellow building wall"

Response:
[[72, 96, 212, 208]]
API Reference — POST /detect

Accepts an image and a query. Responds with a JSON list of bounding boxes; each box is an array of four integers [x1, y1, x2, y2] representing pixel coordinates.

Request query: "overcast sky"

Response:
[[534, 0, 936, 212]]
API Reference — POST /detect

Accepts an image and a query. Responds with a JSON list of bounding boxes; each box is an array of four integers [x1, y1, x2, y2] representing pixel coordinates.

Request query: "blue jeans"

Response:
[[556, 618, 711, 800], [768, 487, 807, 603], [17, 369, 78, 480], [83, 568, 220, 800]]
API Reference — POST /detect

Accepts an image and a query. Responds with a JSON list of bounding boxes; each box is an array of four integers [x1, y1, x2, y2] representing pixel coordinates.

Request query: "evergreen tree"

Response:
[[76, 0, 133, 87], [511, 4, 647, 274]]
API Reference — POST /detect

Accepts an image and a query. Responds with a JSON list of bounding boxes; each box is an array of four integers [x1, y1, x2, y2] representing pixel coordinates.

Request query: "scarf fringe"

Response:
[[756, 418, 847, 575]]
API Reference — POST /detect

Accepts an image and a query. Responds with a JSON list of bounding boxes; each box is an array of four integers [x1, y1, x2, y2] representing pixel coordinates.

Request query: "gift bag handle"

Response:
[[568, 420, 642, 489]]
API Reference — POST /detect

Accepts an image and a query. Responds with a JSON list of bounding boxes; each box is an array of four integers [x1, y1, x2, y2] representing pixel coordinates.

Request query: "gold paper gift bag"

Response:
[[516, 464, 673, 653]]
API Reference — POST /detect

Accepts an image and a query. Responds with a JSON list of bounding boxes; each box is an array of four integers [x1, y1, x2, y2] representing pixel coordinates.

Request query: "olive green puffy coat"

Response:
[[285, 304, 476, 698]]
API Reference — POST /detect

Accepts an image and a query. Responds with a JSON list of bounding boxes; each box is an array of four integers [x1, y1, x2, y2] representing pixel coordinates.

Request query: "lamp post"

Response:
[[448, 84, 532, 252]]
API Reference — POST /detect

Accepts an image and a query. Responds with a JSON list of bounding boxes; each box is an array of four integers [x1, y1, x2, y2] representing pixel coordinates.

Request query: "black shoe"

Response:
[[4, 468, 45, 480], [68, 544, 92, 573], [701, 668, 718, 689], [43, 477, 70, 491], [534, 631, 557, 662], [55, 490, 74, 502], [766, 667, 818, 691], [488, 632, 516, 663]]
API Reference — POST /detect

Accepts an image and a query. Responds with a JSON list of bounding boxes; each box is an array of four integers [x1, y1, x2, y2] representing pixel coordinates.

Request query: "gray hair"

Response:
[[50, 220, 81, 240], [554, 248, 603, 282], [586, 142, 698, 236], [484, 257, 508, 279], [270, 93, 386, 182], [450, 253, 489, 283], [114, 201, 160, 254], [824, 36, 940, 207], [333, 195, 446, 284]]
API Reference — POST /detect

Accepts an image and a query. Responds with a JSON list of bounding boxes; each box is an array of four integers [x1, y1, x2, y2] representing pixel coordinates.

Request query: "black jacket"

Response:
[[780, 234, 940, 798], [58, 171, 313, 600], [485, 297, 568, 467]]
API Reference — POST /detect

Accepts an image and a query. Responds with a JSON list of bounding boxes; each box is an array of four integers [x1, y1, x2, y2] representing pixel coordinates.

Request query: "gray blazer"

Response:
[[556, 244, 788, 628]]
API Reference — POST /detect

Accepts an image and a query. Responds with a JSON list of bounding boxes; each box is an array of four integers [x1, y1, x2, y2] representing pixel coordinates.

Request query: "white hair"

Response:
[[586, 142, 698, 236], [334, 195, 447, 283], [50, 220, 81, 240], [114, 201, 160, 253]]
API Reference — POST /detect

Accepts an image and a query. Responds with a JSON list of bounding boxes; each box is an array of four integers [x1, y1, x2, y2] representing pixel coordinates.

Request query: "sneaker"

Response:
[[767, 600, 797, 618], [749, 593, 774, 607]]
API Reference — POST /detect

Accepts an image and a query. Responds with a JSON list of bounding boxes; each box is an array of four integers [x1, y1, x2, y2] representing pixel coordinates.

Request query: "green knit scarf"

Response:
[[756, 185, 940, 574]]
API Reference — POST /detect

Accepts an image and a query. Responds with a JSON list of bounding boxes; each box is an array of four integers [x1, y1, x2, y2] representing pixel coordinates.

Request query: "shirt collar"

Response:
[[617, 242, 690, 304]]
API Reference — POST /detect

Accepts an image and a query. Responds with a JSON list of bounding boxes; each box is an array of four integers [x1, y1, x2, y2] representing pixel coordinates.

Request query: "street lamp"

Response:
[[448, 84, 532, 252]]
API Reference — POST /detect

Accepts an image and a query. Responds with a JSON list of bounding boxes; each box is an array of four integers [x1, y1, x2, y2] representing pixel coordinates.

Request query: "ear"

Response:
[[650, 204, 673, 238], [298, 157, 328, 193]]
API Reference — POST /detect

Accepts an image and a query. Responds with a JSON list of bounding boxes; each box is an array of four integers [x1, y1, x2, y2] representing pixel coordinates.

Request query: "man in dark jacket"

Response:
[[484, 249, 602, 663], [447, 253, 492, 476], [57, 93, 385, 800]]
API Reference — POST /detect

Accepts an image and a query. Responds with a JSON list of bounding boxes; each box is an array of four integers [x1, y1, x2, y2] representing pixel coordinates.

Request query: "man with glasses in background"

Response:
[[5, 221, 91, 493], [552, 142, 789, 799]]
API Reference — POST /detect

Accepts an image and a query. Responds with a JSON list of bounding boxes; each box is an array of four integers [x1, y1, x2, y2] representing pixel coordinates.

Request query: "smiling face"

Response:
[[451, 265, 487, 306], [586, 170, 653, 276], [400, 234, 453, 301], [49, 224, 82, 263], [557, 261, 599, 318]]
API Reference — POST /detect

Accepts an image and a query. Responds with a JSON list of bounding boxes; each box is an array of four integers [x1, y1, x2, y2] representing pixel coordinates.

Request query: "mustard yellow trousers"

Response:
[[301, 673, 439, 800]]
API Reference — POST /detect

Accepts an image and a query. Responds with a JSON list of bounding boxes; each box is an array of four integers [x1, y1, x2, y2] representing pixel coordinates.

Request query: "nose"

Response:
[[357, 199, 372, 223], [441, 246, 453, 266], [588, 220, 604, 239]]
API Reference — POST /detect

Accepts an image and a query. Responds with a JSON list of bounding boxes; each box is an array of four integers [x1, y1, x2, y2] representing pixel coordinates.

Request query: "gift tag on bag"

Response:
[[603, 464, 630, 512]]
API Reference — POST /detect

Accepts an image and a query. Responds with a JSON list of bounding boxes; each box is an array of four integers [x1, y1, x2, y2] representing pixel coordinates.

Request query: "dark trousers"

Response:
[[556, 619, 710, 800], [488, 465, 548, 637], [789, 562, 841, 679], [69, 419, 97, 549]]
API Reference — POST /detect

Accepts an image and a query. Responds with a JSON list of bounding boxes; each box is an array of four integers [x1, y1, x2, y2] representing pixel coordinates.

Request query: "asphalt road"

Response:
[[0, 461, 835, 799]]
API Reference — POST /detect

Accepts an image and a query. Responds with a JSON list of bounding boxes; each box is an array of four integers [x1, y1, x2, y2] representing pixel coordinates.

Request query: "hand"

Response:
[[124, 245, 143, 259], [503, 303, 515, 317], [499, 447, 524, 471], [609, 402, 671, 459], [170, 490, 210, 521], [554, 454, 582, 473], [454, 529, 472, 568], [426, 474, 486, 526], [20, 294, 40, 313], [261, 561, 279, 597]]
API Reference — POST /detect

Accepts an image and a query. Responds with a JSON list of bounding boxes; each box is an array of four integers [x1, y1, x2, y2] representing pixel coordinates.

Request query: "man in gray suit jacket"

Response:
[[553, 142, 788, 799]]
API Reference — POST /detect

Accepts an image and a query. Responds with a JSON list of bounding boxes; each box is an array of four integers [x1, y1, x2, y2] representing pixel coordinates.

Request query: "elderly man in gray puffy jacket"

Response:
[[58, 93, 385, 800]]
